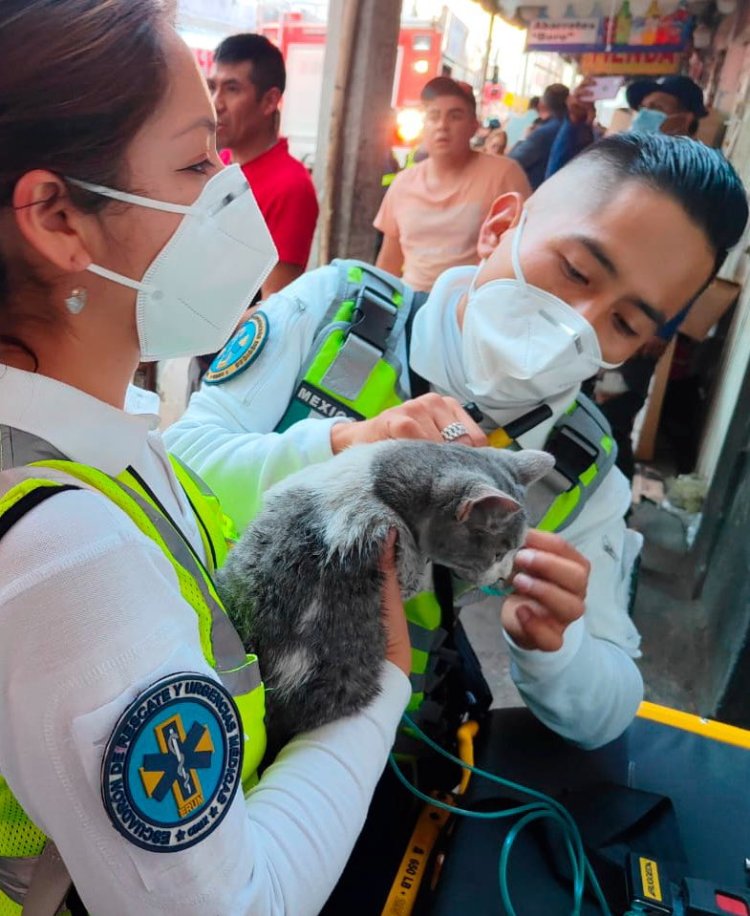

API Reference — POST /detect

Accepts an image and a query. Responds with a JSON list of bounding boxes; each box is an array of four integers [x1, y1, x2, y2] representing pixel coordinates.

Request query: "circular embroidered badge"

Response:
[[101, 673, 244, 853], [204, 310, 269, 385]]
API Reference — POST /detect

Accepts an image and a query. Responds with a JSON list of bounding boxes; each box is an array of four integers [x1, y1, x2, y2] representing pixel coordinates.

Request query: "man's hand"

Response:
[[330, 393, 487, 453], [501, 529, 590, 651], [567, 78, 597, 125]]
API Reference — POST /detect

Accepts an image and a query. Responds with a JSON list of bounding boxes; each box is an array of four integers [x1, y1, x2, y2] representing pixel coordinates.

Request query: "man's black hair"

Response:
[[578, 132, 748, 275], [214, 33, 286, 97], [421, 76, 477, 117], [529, 96, 540, 110], [542, 83, 569, 119]]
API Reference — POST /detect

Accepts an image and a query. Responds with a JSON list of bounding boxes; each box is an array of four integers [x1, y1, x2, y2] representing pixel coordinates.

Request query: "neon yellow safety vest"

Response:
[[0, 453, 266, 915]]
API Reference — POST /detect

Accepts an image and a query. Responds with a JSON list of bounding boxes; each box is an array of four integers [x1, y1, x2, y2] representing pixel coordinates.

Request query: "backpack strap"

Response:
[[532, 393, 618, 532]]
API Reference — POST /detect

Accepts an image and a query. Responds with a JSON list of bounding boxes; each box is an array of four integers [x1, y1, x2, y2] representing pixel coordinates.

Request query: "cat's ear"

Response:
[[457, 488, 522, 524], [510, 449, 555, 487]]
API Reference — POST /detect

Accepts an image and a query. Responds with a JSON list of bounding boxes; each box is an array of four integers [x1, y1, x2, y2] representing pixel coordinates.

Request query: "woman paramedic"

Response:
[[0, 2, 484, 913]]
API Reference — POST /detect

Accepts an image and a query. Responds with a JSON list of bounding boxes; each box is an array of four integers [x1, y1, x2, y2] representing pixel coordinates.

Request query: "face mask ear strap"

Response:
[[469, 208, 530, 297], [468, 259, 487, 296], [87, 262, 153, 294], [511, 209, 529, 288], [67, 178, 193, 216]]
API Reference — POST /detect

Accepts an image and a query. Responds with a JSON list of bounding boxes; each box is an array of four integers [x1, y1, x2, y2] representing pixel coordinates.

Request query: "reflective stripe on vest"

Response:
[[0, 459, 265, 913], [170, 453, 239, 571], [275, 261, 414, 432], [405, 592, 444, 714]]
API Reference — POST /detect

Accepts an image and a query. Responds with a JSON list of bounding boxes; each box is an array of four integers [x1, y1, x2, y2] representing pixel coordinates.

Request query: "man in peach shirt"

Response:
[[375, 77, 531, 291]]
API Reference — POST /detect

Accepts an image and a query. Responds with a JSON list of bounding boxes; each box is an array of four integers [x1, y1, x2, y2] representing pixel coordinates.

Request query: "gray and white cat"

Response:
[[217, 440, 554, 747]]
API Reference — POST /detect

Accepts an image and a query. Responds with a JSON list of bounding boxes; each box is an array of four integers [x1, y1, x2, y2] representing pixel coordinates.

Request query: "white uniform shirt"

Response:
[[166, 265, 645, 749], [0, 365, 410, 915]]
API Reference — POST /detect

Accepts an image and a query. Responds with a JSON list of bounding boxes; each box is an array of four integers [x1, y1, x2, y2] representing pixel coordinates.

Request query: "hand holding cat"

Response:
[[501, 529, 590, 652], [330, 393, 487, 453], [379, 530, 412, 677]]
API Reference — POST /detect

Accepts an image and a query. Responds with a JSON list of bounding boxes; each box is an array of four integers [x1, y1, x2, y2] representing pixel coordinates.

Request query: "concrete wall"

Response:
[[697, 39, 750, 482], [699, 378, 750, 724]]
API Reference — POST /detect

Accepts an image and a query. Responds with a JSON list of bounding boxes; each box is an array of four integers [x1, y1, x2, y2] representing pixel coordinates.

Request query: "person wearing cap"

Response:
[[508, 83, 571, 189], [374, 76, 531, 292], [545, 78, 602, 179], [627, 74, 708, 137]]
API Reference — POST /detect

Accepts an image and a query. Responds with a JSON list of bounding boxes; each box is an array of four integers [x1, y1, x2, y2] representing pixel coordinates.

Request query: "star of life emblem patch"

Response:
[[101, 673, 243, 853], [204, 310, 269, 385]]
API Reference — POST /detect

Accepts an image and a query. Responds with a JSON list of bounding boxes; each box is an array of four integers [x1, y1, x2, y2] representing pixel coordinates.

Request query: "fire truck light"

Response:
[[396, 108, 425, 144], [413, 59, 430, 75]]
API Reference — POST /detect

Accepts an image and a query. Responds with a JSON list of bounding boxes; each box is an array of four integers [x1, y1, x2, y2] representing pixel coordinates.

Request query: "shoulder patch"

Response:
[[204, 311, 269, 385], [101, 673, 243, 853]]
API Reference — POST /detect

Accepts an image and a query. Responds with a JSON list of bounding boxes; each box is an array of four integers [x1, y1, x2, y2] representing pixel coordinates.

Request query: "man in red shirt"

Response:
[[210, 34, 319, 298]]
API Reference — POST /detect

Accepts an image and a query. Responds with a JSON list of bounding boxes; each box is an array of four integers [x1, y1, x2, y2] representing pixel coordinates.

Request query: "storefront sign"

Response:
[[525, 1, 692, 54], [528, 18, 600, 50], [580, 51, 683, 74]]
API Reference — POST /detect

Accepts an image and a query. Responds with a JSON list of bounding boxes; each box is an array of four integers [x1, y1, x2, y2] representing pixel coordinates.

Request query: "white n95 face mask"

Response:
[[461, 210, 616, 405], [69, 165, 278, 361]]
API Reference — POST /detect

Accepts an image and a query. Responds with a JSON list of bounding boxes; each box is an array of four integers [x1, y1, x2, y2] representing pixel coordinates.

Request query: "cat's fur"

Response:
[[217, 440, 554, 746]]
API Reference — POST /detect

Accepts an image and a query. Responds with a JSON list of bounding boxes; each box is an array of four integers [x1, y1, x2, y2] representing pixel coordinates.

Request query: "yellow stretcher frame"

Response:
[[637, 701, 750, 750], [382, 722, 478, 916]]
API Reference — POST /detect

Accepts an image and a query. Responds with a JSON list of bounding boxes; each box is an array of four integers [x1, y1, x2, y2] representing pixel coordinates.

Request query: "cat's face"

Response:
[[420, 448, 554, 587], [425, 498, 526, 586]]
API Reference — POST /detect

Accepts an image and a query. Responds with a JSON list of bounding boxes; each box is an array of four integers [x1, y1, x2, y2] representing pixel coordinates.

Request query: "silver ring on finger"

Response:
[[440, 422, 468, 442]]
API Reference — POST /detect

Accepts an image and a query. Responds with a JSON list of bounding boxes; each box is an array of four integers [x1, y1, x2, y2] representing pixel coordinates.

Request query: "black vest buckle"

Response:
[[350, 285, 398, 352]]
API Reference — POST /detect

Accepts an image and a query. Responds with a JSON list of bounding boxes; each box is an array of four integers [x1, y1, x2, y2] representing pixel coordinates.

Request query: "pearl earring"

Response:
[[65, 287, 87, 315]]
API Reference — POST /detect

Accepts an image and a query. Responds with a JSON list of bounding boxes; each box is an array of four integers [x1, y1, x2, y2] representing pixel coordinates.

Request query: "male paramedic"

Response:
[[166, 132, 748, 751]]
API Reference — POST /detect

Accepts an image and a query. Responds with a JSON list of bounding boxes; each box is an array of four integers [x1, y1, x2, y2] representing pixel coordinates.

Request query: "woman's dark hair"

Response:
[[578, 132, 748, 275], [214, 33, 287, 97], [0, 0, 173, 355]]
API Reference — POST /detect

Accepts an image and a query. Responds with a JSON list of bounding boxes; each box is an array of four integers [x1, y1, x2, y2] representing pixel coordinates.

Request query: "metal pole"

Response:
[[520, 49, 530, 97], [313, 0, 402, 265], [480, 11, 497, 114], [318, 1, 360, 264]]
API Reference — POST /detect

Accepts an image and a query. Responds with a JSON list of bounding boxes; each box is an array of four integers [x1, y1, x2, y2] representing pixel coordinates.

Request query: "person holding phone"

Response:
[[544, 77, 609, 178]]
